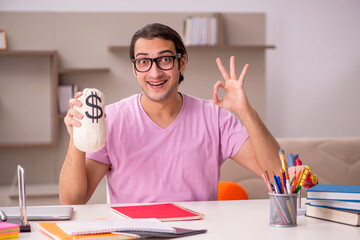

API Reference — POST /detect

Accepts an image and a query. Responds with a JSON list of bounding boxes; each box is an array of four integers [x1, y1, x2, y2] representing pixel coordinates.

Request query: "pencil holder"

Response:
[[269, 193, 298, 227]]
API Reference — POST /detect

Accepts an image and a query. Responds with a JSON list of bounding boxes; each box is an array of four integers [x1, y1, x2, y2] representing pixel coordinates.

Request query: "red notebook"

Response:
[[111, 203, 204, 222]]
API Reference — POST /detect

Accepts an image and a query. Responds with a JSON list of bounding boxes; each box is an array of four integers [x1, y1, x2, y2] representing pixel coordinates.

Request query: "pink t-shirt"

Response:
[[86, 93, 248, 203]]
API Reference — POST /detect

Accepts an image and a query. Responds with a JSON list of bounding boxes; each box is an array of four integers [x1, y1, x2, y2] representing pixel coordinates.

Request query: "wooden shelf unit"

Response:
[[108, 12, 275, 52], [0, 12, 274, 148], [0, 50, 59, 147], [0, 50, 111, 146], [58, 68, 110, 117]]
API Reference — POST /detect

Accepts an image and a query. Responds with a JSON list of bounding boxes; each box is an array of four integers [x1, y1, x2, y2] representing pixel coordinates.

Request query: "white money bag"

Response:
[[73, 88, 106, 152]]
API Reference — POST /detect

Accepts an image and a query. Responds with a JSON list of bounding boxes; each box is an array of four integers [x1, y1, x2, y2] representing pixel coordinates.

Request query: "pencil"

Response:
[[285, 196, 296, 224], [295, 169, 304, 189], [290, 175, 295, 186], [280, 169, 286, 194], [278, 149, 289, 178], [291, 170, 302, 193], [272, 171, 282, 194], [294, 185, 302, 193], [262, 172, 273, 193]]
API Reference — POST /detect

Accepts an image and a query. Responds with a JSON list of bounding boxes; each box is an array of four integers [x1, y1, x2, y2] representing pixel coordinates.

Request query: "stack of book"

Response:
[[305, 184, 360, 226], [0, 222, 20, 239], [38, 203, 207, 239], [183, 16, 218, 46]]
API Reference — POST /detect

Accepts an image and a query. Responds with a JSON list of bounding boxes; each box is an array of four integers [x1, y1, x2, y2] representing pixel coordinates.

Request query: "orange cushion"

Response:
[[218, 181, 249, 200]]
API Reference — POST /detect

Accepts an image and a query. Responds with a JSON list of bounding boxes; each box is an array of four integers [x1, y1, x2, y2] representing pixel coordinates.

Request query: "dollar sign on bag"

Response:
[[85, 91, 103, 123]]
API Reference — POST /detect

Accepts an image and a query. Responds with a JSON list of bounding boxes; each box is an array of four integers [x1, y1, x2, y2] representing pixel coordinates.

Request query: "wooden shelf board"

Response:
[[8, 183, 59, 199], [0, 142, 57, 148], [108, 45, 275, 52], [108, 46, 128, 51], [0, 50, 57, 56], [187, 44, 276, 50], [58, 67, 110, 74]]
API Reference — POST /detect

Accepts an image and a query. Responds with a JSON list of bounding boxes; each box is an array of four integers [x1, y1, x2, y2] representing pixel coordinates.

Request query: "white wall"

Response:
[[1, 0, 359, 137]]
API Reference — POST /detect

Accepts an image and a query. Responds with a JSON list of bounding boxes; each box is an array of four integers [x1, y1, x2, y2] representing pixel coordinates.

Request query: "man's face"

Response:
[[133, 37, 186, 103]]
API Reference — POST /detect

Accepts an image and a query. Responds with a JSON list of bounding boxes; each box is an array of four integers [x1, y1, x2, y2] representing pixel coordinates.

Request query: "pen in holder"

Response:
[[263, 150, 319, 226], [262, 170, 297, 227], [269, 192, 298, 227]]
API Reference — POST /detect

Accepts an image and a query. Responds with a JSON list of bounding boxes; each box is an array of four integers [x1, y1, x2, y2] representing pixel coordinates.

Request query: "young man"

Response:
[[60, 23, 281, 204]]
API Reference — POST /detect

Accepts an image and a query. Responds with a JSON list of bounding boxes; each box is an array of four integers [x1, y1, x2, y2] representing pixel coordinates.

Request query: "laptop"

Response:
[[0, 205, 74, 221], [0, 165, 74, 221]]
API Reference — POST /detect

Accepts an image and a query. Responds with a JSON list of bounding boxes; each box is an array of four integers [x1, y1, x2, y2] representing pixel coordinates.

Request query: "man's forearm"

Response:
[[59, 139, 88, 205], [237, 107, 282, 174]]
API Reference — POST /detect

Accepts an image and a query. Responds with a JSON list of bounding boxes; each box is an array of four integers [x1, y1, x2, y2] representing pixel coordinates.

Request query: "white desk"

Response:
[[19, 200, 360, 240]]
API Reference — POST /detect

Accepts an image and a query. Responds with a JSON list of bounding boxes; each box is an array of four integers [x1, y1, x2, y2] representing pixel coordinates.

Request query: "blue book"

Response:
[[307, 184, 360, 201], [308, 200, 360, 211]]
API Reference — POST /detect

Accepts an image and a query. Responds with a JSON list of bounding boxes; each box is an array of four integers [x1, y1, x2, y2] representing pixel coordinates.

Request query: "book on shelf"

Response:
[[306, 184, 360, 201], [305, 205, 360, 227], [37, 222, 135, 240], [110, 203, 204, 222], [58, 84, 78, 114], [183, 15, 218, 46], [307, 199, 360, 211]]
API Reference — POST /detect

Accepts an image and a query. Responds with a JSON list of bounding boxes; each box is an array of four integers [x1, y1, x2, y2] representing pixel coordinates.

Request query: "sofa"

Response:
[[2, 138, 358, 206], [220, 138, 360, 199]]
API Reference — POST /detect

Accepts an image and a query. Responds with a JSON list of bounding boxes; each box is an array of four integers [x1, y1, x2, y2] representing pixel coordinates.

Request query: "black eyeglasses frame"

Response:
[[132, 53, 182, 72]]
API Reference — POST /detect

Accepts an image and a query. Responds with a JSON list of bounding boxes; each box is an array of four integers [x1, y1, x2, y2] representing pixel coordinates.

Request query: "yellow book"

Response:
[[0, 233, 19, 239]]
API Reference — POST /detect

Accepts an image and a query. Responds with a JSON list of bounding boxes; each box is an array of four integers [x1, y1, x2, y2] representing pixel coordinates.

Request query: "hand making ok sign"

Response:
[[212, 56, 252, 119]]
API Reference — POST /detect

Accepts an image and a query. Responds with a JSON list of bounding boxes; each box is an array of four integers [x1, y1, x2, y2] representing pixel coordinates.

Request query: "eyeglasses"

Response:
[[132, 53, 182, 72]]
